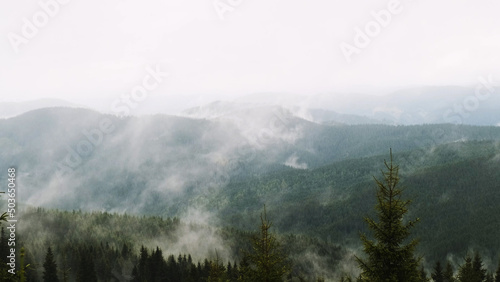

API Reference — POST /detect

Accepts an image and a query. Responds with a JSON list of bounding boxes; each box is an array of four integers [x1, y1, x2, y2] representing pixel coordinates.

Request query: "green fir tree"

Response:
[[472, 253, 487, 282], [240, 207, 290, 282], [444, 262, 455, 282], [457, 254, 474, 282], [356, 150, 421, 282], [432, 262, 444, 282], [495, 260, 500, 282], [43, 247, 59, 282]]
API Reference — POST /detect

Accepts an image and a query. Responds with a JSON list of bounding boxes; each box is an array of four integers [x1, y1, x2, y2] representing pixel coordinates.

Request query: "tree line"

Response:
[[2, 150, 500, 281]]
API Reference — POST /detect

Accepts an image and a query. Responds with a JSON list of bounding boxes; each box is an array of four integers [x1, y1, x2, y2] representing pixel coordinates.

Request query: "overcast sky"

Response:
[[1, 0, 499, 113]]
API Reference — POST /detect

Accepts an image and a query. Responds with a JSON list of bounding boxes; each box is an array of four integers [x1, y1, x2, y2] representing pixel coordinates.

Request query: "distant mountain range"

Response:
[[1, 106, 500, 266], [2, 107, 500, 212], [189, 86, 500, 126], [3, 85, 500, 126], [0, 99, 82, 118]]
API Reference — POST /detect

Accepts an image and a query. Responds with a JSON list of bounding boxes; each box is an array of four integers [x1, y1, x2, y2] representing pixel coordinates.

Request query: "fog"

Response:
[[1, 0, 500, 113], [2, 1, 500, 279]]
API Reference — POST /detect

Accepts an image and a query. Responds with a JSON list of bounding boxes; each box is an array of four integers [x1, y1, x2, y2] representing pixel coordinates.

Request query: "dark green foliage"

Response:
[[456, 253, 487, 282], [339, 274, 352, 282], [131, 265, 139, 282], [208, 253, 226, 282], [76, 247, 97, 282], [129, 246, 234, 282], [457, 255, 473, 282], [7, 141, 500, 281], [486, 273, 494, 282], [356, 151, 421, 282], [227, 261, 239, 282], [19, 247, 27, 282], [205, 140, 500, 265], [420, 265, 430, 282], [240, 207, 290, 281], [43, 247, 59, 282], [0, 228, 7, 263], [495, 261, 500, 282], [432, 261, 444, 282], [472, 253, 487, 282], [444, 262, 455, 282]]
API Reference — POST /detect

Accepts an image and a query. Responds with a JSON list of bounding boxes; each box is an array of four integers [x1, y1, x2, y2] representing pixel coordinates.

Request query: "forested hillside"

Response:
[[1, 108, 500, 281], [0, 208, 344, 281], [1, 108, 500, 215], [206, 141, 500, 265]]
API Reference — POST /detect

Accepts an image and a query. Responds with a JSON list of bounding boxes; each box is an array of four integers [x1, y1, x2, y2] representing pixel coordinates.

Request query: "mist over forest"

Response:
[[2, 0, 500, 280], [1, 93, 500, 281]]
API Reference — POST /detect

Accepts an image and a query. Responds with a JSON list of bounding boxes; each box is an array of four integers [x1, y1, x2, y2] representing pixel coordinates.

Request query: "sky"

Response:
[[1, 0, 500, 113]]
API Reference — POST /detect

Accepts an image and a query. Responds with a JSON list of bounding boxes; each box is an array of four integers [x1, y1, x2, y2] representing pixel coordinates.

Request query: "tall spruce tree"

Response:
[[432, 262, 445, 282], [0, 228, 7, 264], [420, 265, 430, 282], [18, 247, 29, 282], [356, 150, 421, 282], [60, 255, 71, 282], [444, 262, 455, 282], [76, 248, 97, 282], [208, 252, 227, 282], [457, 254, 474, 282], [472, 253, 487, 282], [43, 247, 59, 282], [240, 206, 290, 282], [495, 260, 500, 282]]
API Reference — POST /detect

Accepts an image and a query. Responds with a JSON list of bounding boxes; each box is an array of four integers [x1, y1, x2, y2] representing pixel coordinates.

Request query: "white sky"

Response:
[[1, 0, 500, 112]]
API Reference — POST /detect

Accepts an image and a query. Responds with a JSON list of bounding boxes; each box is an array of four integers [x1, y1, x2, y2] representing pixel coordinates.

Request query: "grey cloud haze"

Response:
[[1, 0, 500, 113]]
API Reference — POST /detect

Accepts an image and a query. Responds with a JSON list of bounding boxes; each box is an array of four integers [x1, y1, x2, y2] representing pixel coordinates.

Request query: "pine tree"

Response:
[[0, 228, 7, 264], [240, 206, 290, 282], [229, 261, 239, 282], [150, 247, 167, 281], [495, 260, 500, 282], [472, 253, 487, 282], [43, 247, 60, 282], [0, 227, 14, 281], [457, 254, 474, 282], [76, 248, 97, 282], [356, 150, 421, 282], [131, 265, 140, 282], [137, 245, 148, 282], [486, 273, 494, 282], [340, 274, 352, 282], [444, 262, 455, 282], [237, 255, 252, 281], [59, 255, 71, 282], [208, 252, 227, 282], [121, 243, 130, 259], [432, 262, 445, 282], [18, 247, 29, 282], [420, 265, 429, 282]]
